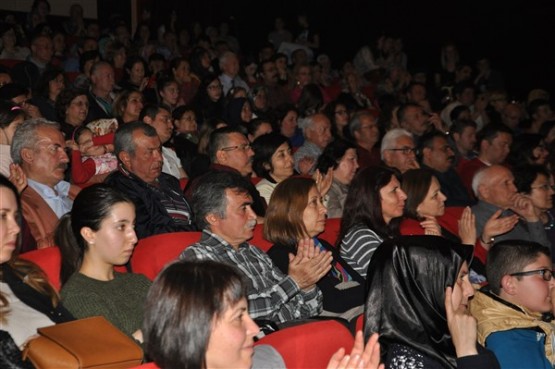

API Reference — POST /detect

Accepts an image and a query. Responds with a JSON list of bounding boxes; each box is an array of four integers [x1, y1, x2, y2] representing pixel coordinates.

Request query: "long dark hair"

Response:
[[56, 183, 133, 284], [143, 260, 246, 369], [337, 166, 401, 247]]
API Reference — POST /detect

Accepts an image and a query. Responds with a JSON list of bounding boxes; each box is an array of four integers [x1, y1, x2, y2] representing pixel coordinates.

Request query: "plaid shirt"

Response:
[[180, 230, 323, 323]]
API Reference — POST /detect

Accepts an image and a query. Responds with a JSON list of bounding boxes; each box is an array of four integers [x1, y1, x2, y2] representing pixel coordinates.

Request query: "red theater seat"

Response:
[[130, 231, 202, 280], [319, 217, 341, 246], [20, 246, 62, 291], [250, 223, 273, 252], [255, 319, 354, 369]]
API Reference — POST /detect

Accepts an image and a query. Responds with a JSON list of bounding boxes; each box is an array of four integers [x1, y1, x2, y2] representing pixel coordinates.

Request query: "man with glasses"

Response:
[[469, 240, 554, 369], [10, 119, 80, 247], [106, 122, 195, 239], [380, 128, 419, 174], [184, 126, 267, 218]]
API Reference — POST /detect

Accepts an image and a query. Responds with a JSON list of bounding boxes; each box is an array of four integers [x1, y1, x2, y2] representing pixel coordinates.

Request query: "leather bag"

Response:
[[22, 316, 144, 369]]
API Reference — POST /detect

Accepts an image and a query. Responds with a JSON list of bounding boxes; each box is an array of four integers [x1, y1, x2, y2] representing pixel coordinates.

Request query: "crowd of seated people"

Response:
[[2, 1, 555, 368]]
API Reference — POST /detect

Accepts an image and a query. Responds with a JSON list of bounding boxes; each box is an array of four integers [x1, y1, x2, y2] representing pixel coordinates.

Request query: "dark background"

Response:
[[5, 0, 554, 102], [141, 0, 555, 102]]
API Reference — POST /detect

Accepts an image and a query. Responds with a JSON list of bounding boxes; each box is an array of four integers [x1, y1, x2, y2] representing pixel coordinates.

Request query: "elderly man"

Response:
[[380, 128, 419, 174], [418, 130, 473, 206], [181, 170, 330, 324], [86, 61, 116, 121], [185, 126, 266, 217], [349, 110, 381, 169], [396, 102, 442, 141], [218, 51, 250, 96], [105, 121, 194, 239], [293, 113, 332, 174], [471, 165, 549, 262], [139, 104, 186, 180], [11, 119, 80, 247]]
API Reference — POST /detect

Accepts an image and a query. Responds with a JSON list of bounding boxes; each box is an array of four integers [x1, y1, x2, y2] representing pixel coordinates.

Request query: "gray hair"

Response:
[[191, 171, 250, 230], [471, 166, 490, 198], [10, 118, 60, 164], [349, 110, 376, 137], [380, 128, 413, 160], [114, 121, 157, 159], [218, 51, 237, 70], [297, 115, 315, 135]]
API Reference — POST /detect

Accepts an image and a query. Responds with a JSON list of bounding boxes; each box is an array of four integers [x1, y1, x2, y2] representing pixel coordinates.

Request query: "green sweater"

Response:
[[61, 272, 151, 337]]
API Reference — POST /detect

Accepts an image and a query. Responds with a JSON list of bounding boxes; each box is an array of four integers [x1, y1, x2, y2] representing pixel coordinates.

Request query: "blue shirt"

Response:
[[27, 179, 73, 218]]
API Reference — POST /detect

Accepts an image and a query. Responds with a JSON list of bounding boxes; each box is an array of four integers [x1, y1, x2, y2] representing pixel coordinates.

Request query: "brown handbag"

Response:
[[22, 316, 144, 369]]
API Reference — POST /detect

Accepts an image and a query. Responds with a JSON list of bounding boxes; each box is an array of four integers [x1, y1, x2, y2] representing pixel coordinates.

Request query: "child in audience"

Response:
[[469, 240, 555, 369], [69, 126, 118, 185]]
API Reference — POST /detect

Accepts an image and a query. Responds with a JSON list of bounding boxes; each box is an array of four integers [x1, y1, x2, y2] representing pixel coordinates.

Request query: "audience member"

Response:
[[105, 122, 195, 239], [57, 183, 151, 340], [0, 174, 73, 350], [86, 61, 116, 121], [471, 165, 550, 254], [365, 235, 500, 368], [338, 166, 405, 278], [293, 113, 332, 174], [449, 118, 477, 165], [11, 119, 80, 247], [469, 240, 553, 369], [349, 110, 381, 169], [55, 87, 89, 138], [0, 101, 25, 176], [181, 170, 327, 324], [265, 176, 364, 323], [380, 128, 419, 173], [315, 139, 359, 218], [219, 51, 250, 96]]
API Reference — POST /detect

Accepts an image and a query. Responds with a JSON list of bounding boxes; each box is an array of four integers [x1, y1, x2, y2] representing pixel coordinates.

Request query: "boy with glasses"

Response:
[[469, 240, 555, 369]]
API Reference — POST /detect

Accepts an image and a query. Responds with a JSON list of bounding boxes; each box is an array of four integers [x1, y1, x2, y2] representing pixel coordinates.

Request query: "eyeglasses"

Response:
[[509, 268, 554, 281], [221, 143, 251, 152], [386, 147, 417, 155]]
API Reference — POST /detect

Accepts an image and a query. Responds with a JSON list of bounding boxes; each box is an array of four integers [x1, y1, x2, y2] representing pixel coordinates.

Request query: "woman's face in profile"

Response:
[[302, 186, 327, 238], [0, 187, 20, 264], [450, 261, 474, 313], [416, 177, 446, 218], [206, 297, 259, 369], [379, 176, 407, 224]]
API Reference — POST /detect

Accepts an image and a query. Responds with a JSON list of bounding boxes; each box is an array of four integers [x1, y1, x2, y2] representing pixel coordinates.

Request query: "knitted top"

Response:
[[60, 272, 151, 337]]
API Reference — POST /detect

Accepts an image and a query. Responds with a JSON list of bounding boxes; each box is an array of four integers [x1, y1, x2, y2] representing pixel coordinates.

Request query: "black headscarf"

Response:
[[364, 235, 473, 369]]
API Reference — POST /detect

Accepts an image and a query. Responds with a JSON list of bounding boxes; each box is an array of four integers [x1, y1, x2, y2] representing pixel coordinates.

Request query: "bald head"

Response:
[[473, 165, 517, 208]]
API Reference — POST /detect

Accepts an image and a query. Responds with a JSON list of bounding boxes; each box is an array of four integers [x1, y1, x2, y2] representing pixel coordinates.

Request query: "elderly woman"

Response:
[[316, 139, 359, 218], [338, 166, 406, 278], [265, 176, 365, 323]]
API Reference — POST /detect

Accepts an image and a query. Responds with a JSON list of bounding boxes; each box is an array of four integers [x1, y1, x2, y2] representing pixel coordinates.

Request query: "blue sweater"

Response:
[[487, 328, 552, 369]]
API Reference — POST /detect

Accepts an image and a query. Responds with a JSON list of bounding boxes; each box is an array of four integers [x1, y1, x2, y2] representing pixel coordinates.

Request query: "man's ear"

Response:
[[20, 147, 34, 164], [205, 212, 219, 226], [382, 150, 392, 166], [215, 149, 226, 164], [143, 116, 153, 125], [118, 151, 131, 168], [500, 274, 518, 296], [477, 183, 489, 201], [422, 147, 432, 161]]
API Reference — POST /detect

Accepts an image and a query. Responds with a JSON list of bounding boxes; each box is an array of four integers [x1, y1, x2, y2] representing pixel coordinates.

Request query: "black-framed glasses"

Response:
[[221, 143, 251, 152], [386, 147, 417, 155], [509, 269, 554, 281]]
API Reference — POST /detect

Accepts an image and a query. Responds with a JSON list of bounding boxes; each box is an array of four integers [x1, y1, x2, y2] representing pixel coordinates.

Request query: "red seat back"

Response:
[[250, 176, 263, 185], [130, 231, 202, 280], [319, 217, 341, 246], [20, 246, 62, 291], [255, 319, 354, 368], [130, 363, 159, 369], [179, 177, 188, 191], [250, 223, 273, 252]]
